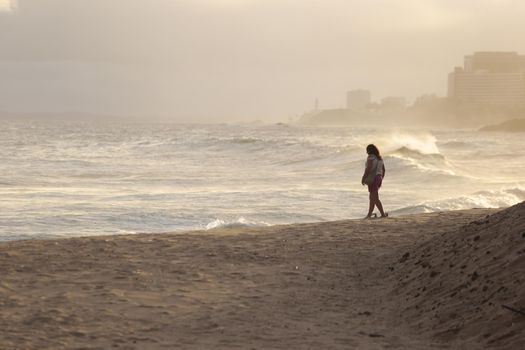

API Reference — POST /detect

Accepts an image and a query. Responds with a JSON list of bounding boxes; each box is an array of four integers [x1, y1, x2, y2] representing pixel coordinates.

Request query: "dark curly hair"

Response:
[[366, 144, 382, 160]]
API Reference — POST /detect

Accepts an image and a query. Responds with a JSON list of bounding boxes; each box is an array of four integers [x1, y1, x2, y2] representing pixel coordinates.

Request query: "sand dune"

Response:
[[390, 201, 525, 349], [0, 205, 523, 349]]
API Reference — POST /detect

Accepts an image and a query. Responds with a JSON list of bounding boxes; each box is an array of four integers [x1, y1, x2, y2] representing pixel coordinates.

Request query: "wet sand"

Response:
[[0, 205, 524, 349]]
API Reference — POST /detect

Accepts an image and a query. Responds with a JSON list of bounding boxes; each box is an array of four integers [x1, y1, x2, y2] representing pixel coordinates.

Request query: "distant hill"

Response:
[[480, 118, 525, 132]]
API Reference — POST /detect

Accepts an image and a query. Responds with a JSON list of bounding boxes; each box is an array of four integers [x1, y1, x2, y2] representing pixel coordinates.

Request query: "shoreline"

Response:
[[0, 207, 507, 244], [1, 207, 523, 349]]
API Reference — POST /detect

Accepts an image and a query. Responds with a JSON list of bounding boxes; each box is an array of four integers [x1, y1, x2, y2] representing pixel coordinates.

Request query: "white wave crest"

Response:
[[391, 187, 525, 216], [205, 217, 271, 230], [388, 132, 440, 154]]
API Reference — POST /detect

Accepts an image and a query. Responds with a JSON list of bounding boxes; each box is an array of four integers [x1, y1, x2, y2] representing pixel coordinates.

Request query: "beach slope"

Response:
[[0, 205, 524, 349]]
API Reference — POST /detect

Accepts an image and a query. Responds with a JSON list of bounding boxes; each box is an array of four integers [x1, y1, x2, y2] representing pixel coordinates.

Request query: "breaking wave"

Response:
[[205, 217, 271, 230], [391, 187, 525, 216]]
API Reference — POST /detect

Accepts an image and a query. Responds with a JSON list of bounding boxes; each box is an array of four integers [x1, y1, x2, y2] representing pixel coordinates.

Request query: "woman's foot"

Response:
[[364, 213, 378, 219], [380, 213, 389, 218]]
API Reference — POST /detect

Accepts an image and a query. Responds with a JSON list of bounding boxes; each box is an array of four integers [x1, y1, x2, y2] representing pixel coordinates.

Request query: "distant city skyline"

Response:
[[1, 1, 525, 122], [316, 51, 525, 113]]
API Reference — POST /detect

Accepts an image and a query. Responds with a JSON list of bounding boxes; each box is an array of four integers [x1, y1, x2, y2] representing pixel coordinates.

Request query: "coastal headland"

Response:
[[0, 204, 524, 349]]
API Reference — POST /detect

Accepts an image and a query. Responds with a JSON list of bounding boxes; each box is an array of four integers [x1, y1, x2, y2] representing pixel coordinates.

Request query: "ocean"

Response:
[[1, 120, 524, 241]]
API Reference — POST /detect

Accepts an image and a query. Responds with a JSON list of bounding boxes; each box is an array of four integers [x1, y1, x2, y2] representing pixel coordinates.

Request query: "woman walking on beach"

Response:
[[361, 144, 387, 219]]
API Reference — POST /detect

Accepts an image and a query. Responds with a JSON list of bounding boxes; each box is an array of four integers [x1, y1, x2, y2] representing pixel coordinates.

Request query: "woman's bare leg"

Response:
[[376, 197, 386, 217], [367, 193, 375, 217], [370, 192, 386, 217]]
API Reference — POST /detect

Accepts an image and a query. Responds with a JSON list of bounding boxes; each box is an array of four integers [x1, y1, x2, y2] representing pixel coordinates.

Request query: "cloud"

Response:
[[0, 0, 16, 12], [1, 0, 525, 120]]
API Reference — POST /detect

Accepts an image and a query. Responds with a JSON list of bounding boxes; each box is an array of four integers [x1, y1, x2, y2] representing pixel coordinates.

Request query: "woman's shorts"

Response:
[[368, 174, 383, 193]]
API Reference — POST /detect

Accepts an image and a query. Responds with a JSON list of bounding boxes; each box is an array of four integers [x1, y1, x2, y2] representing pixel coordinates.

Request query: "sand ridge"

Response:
[[0, 206, 523, 349], [390, 202, 525, 349]]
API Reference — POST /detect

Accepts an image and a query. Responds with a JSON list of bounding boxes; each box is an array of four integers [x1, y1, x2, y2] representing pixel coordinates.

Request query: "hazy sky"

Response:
[[1, 0, 525, 121]]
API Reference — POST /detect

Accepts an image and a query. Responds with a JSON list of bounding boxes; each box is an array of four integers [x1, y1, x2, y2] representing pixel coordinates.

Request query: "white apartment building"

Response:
[[448, 52, 525, 106]]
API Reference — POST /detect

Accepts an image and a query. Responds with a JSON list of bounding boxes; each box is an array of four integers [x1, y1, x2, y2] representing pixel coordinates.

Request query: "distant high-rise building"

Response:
[[448, 52, 525, 106], [346, 90, 371, 111], [380, 96, 406, 109]]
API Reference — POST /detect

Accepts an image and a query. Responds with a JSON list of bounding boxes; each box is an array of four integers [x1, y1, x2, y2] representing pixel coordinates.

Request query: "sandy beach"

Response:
[[0, 204, 524, 350]]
